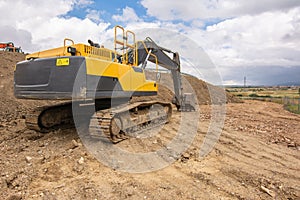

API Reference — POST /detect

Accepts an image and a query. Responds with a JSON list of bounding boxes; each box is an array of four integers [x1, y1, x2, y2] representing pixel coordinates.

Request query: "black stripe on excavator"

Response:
[[14, 90, 157, 100], [87, 74, 123, 92]]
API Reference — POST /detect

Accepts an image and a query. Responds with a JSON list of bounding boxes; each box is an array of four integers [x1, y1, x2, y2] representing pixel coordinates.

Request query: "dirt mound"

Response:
[[0, 51, 27, 124], [0, 52, 68, 125], [138, 71, 238, 105], [183, 74, 237, 104]]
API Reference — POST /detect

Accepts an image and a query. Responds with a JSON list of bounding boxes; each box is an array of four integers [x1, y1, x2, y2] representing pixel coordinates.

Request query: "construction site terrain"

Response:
[[0, 52, 299, 199]]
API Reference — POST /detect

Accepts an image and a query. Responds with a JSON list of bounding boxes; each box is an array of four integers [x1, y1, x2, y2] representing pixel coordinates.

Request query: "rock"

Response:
[[70, 139, 79, 149], [73, 163, 84, 174], [260, 185, 275, 197], [287, 142, 296, 148], [182, 153, 190, 159], [70, 139, 82, 149], [78, 157, 84, 165], [1, 177, 7, 189], [25, 156, 32, 163], [181, 152, 190, 162], [7, 194, 22, 200]]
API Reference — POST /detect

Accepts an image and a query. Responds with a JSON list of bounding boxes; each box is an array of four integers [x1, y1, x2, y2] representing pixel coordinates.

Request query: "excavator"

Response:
[[14, 25, 195, 143]]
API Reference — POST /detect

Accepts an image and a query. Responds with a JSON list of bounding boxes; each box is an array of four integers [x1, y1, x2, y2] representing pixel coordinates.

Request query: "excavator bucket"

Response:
[[180, 93, 196, 112]]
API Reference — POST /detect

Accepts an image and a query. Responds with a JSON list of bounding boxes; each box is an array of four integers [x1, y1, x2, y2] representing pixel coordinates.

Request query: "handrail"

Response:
[[113, 26, 158, 74], [63, 38, 75, 55], [114, 25, 125, 63], [125, 30, 135, 48], [136, 40, 159, 76], [114, 25, 139, 65], [126, 30, 136, 65]]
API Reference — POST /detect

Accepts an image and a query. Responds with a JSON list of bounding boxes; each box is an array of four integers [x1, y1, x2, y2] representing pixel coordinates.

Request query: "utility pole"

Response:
[[243, 76, 246, 91]]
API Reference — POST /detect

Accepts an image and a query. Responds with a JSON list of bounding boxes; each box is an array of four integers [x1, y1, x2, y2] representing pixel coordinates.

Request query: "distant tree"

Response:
[[249, 93, 259, 97], [298, 88, 300, 96]]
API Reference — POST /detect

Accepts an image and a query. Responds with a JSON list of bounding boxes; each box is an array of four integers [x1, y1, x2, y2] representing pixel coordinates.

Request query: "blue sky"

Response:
[[1, 0, 300, 85], [65, 1, 225, 30], [67, 1, 147, 24]]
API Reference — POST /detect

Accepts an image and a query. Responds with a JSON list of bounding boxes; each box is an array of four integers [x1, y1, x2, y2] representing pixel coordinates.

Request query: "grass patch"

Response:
[[284, 104, 300, 114], [227, 87, 300, 98], [226, 87, 300, 114]]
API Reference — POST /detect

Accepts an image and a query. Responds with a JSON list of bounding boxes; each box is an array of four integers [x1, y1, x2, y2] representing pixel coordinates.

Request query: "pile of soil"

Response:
[[0, 52, 57, 125], [136, 70, 238, 104], [183, 74, 237, 104], [0, 51, 27, 123]]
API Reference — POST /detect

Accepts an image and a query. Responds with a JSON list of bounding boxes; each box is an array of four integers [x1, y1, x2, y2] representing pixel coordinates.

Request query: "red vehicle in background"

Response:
[[0, 42, 23, 53]]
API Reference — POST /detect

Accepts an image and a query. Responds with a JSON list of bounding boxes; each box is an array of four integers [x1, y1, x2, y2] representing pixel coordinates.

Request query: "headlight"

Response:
[[67, 46, 76, 56]]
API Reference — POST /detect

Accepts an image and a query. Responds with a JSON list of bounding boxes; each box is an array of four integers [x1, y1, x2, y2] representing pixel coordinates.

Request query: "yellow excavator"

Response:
[[14, 25, 195, 143]]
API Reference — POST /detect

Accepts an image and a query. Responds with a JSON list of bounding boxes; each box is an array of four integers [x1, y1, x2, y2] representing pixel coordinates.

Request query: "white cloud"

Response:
[[86, 9, 103, 23], [0, 25, 35, 50], [0, 0, 73, 27], [0, 0, 110, 52], [73, 0, 93, 7], [0, 0, 299, 85], [136, 1, 300, 85], [112, 6, 140, 22], [188, 8, 300, 68], [141, 0, 300, 20], [18, 17, 110, 51], [0, 0, 75, 51]]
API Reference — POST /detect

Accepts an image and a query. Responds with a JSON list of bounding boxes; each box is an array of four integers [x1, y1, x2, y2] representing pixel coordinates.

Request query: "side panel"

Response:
[[85, 57, 132, 90], [85, 57, 157, 93], [14, 56, 86, 99]]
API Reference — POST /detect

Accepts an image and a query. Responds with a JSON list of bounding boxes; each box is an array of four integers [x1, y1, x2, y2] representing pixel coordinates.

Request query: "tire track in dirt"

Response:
[[219, 130, 298, 169], [178, 102, 300, 199], [219, 130, 300, 177]]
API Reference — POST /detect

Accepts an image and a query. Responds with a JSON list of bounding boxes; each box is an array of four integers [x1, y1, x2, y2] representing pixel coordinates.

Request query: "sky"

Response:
[[1, 0, 300, 86]]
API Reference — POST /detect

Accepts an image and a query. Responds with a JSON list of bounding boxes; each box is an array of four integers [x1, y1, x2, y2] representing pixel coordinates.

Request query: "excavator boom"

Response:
[[135, 37, 195, 111]]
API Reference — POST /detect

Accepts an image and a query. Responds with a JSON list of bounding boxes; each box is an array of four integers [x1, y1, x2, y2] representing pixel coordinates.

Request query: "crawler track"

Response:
[[25, 102, 74, 132], [89, 101, 172, 143], [25, 100, 172, 143]]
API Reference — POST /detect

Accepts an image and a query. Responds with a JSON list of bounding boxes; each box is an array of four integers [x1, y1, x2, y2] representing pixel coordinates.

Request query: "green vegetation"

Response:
[[226, 86, 300, 114], [284, 104, 300, 114], [226, 86, 300, 98], [248, 93, 271, 98]]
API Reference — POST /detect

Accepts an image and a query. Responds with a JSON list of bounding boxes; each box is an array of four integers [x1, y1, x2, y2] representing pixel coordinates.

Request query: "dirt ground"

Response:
[[0, 52, 299, 199]]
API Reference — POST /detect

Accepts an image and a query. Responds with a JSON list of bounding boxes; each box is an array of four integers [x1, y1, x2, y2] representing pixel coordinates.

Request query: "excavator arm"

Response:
[[134, 37, 195, 111]]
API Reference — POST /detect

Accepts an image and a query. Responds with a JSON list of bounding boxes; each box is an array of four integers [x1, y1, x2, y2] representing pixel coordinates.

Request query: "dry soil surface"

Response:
[[0, 52, 299, 200]]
